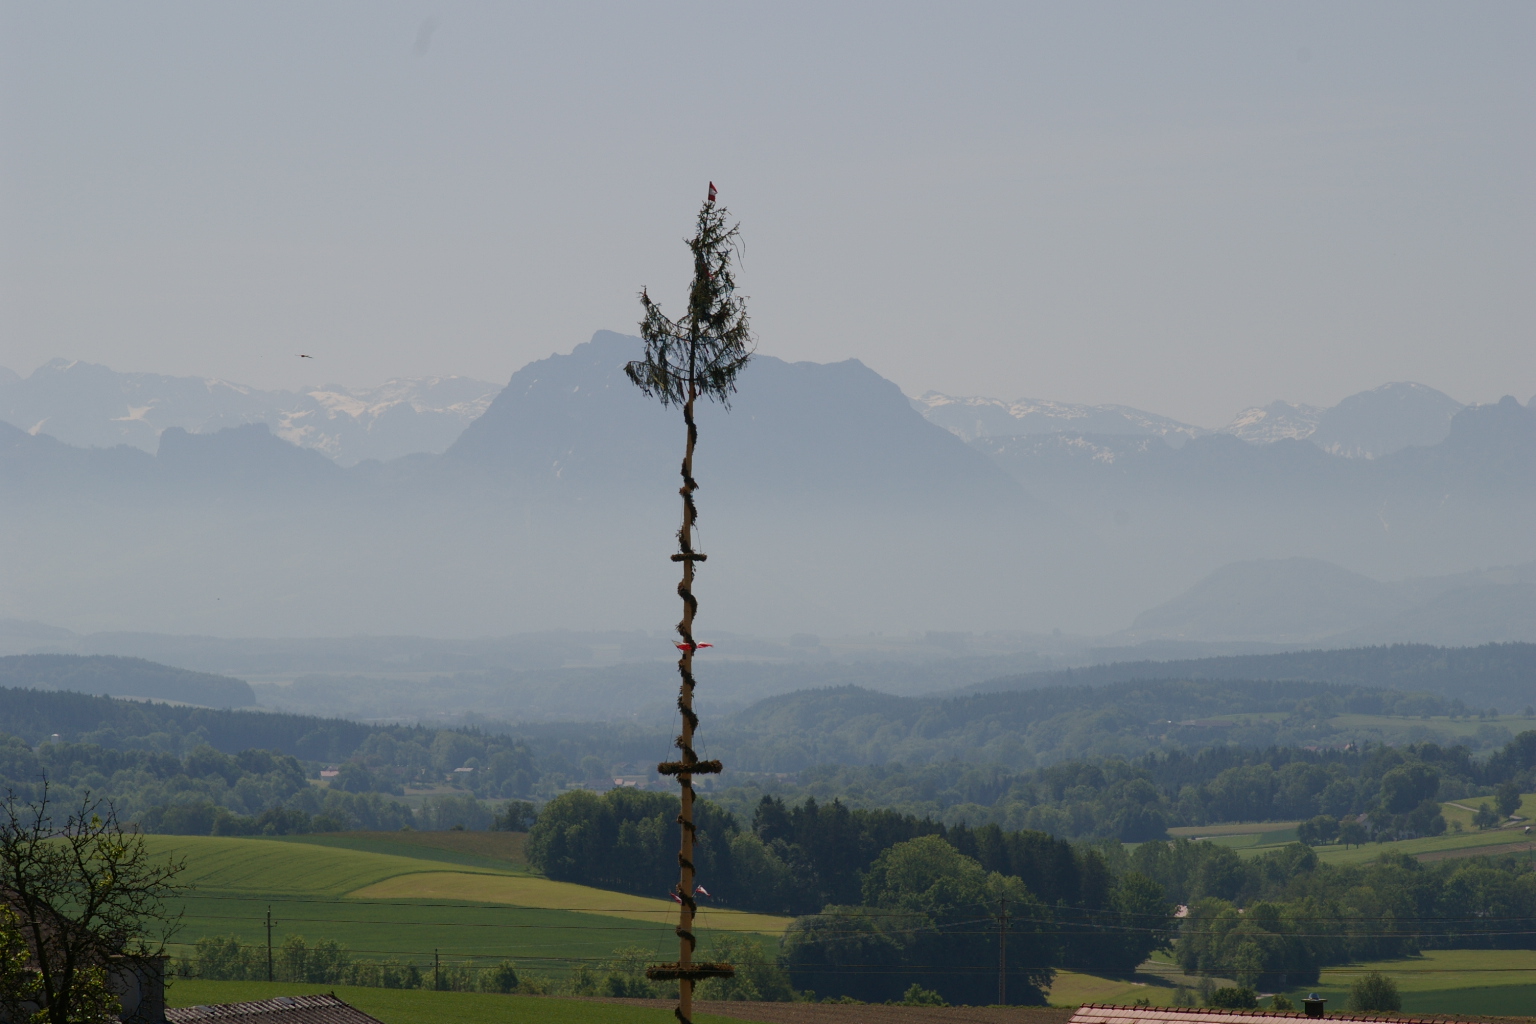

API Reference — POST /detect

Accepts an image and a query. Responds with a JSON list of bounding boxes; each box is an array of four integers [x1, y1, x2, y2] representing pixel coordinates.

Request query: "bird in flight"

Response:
[[298, 354, 313, 359]]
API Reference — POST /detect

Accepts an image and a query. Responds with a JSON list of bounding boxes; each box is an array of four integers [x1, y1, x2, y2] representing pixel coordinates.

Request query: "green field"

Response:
[[1296, 949, 1536, 1016], [154, 834, 785, 977], [166, 979, 747, 1024], [1311, 826, 1536, 866], [273, 831, 529, 872], [1188, 794, 1536, 865], [1167, 821, 1299, 838], [1046, 951, 1536, 1016]]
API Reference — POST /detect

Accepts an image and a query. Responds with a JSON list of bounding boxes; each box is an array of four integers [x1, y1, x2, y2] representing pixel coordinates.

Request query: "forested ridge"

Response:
[[709, 676, 1522, 771], [0, 654, 254, 707], [8, 683, 1536, 844], [715, 734, 1536, 839], [977, 642, 1536, 708]]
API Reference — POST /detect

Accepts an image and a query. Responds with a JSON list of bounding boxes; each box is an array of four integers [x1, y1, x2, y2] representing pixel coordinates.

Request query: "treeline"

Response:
[[0, 654, 255, 708], [1132, 835, 1536, 990], [530, 787, 1536, 1004], [0, 733, 532, 834], [0, 684, 652, 799], [0, 687, 539, 799], [711, 678, 1522, 773], [719, 733, 1536, 841], [527, 787, 1172, 1004]]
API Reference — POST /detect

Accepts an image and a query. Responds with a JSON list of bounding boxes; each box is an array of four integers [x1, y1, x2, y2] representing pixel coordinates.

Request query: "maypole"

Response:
[[626, 183, 753, 1024]]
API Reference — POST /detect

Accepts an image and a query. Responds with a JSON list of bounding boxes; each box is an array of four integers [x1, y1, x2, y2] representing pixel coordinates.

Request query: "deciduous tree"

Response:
[[0, 785, 185, 1024]]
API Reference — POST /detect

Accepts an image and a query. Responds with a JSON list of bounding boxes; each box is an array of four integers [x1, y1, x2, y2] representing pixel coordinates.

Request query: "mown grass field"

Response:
[[274, 830, 529, 871], [166, 979, 746, 1024], [1185, 794, 1536, 865], [350, 871, 788, 933], [1166, 821, 1299, 839], [154, 834, 784, 976], [1297, 949, 1536, 1016], [1050, 951, 1536, 1015], [1045, 965, 1210, 1008]]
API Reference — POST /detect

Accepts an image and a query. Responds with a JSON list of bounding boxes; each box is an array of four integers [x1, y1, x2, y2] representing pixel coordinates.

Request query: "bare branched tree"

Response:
[[627, 183, 752, 1024], [0, 784, 186, 1024]]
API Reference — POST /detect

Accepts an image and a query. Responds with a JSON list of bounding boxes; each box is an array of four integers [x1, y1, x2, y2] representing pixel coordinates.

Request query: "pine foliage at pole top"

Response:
[[625, 192, 753, 406]]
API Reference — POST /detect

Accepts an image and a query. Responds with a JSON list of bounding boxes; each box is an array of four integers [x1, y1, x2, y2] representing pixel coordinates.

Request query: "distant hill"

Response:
[[0, 684, 372, 757], [710, 676, 1469, 771], [1307, 382, 1464, 458], [0, 655, 255, 708], [962, 642, 1536, 710], [1117, 558, 1536, 645]]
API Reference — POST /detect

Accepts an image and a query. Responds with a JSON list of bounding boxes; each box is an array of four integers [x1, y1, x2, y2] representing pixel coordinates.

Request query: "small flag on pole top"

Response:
[[707, 182, 717, 203]]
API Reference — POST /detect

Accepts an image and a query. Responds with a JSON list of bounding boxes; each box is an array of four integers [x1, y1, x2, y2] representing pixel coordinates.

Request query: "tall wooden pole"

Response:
[[676, 382, 700, 1019], [634, 186, 744, 1023], [650, 377, 729, 1023]]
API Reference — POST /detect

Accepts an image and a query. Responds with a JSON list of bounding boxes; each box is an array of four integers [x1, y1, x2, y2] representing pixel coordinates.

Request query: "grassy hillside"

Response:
[[1048, 950, 1536, 1016], [274, 830, 530, 871], [1303, 949, 1536, 1016], [156, 834, 786, 977], [349, 872, 787, 934], [165, 980, 746, 1024], [145, 835, 456, 896], [1191, 795, 1536, 864]]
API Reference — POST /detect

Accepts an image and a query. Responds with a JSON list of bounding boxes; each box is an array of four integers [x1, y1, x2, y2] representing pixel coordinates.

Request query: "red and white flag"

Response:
[[707, 182, 717, 203], [675, 642, 713, 652], [695, 885, 712, 898], [671, 891, 683, 904]]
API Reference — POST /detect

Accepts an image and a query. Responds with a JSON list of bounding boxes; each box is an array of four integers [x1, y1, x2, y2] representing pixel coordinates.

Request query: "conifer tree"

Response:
[[626, 183, 751, 1024]]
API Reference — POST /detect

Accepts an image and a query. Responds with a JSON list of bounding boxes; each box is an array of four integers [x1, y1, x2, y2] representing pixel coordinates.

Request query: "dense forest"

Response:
[[6, 683, 1536, 844], [527, 786, 1536, 1003], [528, 787, 1169, 1004], [713, 735, 1536, 839], [705, 677, 1524, 772], [0, 654, 255, 707], [1140, 838, 1536, 991]]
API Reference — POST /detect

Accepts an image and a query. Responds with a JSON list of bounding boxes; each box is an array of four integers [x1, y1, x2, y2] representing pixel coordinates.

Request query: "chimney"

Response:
[[1302, 993, 1326, 1018]]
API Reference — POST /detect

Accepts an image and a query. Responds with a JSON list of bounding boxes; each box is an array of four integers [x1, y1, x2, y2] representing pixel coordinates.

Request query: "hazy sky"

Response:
[[2, 2, 1531, 427]]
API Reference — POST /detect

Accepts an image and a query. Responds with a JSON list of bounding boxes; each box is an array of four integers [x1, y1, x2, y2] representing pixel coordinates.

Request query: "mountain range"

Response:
[[6, 355, 1514, 469], [0, 359, 498, 465], [2, 332, 1533, 641], [913, 381, 1479, 460]]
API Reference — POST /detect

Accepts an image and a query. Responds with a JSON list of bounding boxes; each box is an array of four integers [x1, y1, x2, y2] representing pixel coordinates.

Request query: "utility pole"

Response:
[[265, 907, 274, 983], [997, 896, 1009, 1005], [434, 950, 440, 991]]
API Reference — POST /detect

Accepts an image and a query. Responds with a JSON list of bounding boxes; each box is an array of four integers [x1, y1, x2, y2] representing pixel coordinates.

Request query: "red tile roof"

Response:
[[165, 994, 383, 1024], [1071, 1005, 1461, 1024]]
